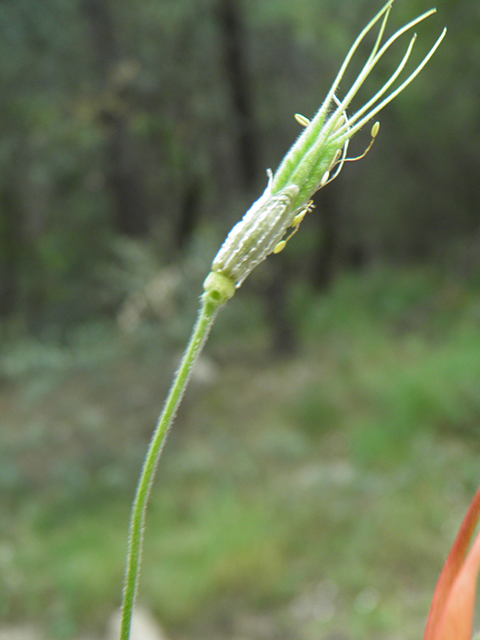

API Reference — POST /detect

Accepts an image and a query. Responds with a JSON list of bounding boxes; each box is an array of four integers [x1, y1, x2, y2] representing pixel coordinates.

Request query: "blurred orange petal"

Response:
[[424, 486, 480, 640], [431, 528, 480, 640]]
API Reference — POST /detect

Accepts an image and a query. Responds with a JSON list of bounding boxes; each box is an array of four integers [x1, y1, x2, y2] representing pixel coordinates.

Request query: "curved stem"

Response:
[[119, 291, 223, 640]]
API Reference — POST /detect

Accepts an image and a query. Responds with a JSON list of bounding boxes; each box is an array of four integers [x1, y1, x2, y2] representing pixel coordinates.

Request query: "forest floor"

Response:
[[1, 266, 480, 640]]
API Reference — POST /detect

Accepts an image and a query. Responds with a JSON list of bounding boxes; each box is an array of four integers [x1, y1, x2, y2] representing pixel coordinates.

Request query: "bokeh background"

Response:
[[1, 0, 480, 638]]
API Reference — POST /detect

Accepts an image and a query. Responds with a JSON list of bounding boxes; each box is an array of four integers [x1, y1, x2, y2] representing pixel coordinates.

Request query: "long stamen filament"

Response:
[[341, 27, 446, 138], [325, 138, 350, 185], [371, 8, 437, 64], [304, 6, 436, 172], [328, 8, 438, 136], [270, 3, 393, 192], [317, 0, 394, 125], [364, 3, 393, 67], [325, 122, 379, 186], [331, 4, 394, 123], [339, 33, 417, 133], [272, 1, 444, 197]]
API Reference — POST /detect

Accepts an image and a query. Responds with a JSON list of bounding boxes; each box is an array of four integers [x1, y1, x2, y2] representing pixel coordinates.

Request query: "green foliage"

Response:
[[292, 268, 480, 465], [0, 0, 479, 636], [1, 267, 480, 638], [0, 0, 478, 331]]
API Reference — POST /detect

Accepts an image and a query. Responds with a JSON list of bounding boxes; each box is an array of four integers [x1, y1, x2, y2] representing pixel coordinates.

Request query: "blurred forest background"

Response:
[[1, 0, 480, 638]]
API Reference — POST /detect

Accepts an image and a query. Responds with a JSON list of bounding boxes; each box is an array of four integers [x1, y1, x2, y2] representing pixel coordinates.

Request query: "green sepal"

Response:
[[203, 271, 236, 303]]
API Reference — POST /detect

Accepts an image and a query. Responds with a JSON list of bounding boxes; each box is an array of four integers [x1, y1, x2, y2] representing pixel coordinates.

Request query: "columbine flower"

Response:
[[204, 0, 445, 301], [424, 486, 480, 640]]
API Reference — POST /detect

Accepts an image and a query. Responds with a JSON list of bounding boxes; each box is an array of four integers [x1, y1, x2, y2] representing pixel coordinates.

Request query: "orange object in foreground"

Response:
[[424, 486, 480, 640]]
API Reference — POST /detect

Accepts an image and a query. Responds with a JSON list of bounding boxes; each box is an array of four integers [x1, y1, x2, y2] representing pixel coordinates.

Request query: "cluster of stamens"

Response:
[[271, 114, 381, 255]]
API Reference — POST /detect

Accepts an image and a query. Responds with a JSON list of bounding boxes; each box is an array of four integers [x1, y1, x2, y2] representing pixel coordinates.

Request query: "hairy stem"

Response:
[[119, 291, 223, 640]]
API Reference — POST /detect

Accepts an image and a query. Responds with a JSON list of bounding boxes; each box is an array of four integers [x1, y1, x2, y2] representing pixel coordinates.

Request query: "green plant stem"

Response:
[[120, 291, 223, 640]]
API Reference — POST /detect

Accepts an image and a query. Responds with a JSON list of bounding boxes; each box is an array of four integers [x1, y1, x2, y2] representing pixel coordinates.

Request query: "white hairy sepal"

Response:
[[210, 181, 300, 288]]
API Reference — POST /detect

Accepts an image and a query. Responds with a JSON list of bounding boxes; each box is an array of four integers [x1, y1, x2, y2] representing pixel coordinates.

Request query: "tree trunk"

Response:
[[175, 175, 203, 252], [310, 184, 340, 292], [81, 0, 149, 237], [263, 259, 296, 357], [103, 114, 150, 238], [0, 187, 22, 317], [217, 0, 259, 191]]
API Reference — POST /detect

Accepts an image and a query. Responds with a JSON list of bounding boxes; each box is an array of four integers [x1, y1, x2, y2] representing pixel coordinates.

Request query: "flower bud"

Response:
[[203, 0, 445, 302], [208, 181, 300, 290]]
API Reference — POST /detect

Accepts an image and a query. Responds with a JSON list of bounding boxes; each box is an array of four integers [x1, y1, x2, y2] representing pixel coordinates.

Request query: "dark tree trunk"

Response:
[[217, 0, 259, 191], [0, 187, 22, 317], [81, 0, 149, 237], [103, 114, 150, 238], [80, 0, 117, 78], [263, 260, 296, 357], [310, 184, 340, 292], [175, 175, 202, 252]]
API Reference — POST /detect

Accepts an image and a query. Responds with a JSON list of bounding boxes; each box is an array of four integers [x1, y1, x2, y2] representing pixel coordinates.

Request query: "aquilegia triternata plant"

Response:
[[120, 3, 446, 639]]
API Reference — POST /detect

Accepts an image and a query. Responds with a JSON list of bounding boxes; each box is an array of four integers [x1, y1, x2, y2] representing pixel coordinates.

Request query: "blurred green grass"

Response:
[[1, 266, 480, 639]]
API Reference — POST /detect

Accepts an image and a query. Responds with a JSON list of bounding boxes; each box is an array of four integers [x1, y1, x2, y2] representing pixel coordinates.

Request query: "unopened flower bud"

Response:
[[208, 180, 300, 291], [203, 0, 445, 303]]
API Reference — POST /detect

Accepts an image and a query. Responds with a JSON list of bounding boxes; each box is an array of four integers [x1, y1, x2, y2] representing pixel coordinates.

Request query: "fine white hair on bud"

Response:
[[210, 180, 300, 288]]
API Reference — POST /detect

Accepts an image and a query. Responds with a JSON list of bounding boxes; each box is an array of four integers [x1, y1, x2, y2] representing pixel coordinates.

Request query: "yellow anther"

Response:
[[332, 149, 342, 165], [292, 210, 306, 227], [343, 122, 380, 165], [294, 113, 311, 127], [320, 171, 330, 187], [273, 240, 287, 254], [273, 201, 315, 255]]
